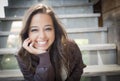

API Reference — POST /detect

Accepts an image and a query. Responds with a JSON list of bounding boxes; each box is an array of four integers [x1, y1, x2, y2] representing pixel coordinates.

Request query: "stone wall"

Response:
[[102, 0, 120, 64]]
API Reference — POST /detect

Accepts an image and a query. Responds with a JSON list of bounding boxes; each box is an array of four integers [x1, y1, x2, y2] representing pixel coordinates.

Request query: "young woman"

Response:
[[16, 4, 86, 81]]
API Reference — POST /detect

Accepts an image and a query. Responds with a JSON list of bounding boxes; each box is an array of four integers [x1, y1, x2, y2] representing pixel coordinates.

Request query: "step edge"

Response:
[[0, 13, 100, 21], [5, 3, 93, 8], [67, 27, 107, 33], [83, 64, 120, 76], [0, 64, 120, 78], [79, 44, 116, 51], [58, 13, 100, 18], [0, 44, 116, 54], [0, 27, 108, 36]]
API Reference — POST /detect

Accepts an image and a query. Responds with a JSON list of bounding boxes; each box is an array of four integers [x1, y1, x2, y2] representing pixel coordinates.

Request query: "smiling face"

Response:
[[29, 13, 55, 51]]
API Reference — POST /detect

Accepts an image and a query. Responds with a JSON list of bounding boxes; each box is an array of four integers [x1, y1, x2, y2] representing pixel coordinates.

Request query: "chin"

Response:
[[37, 47, 48, 51]]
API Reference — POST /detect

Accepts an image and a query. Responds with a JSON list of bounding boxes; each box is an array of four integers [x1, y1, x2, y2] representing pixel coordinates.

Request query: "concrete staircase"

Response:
[[0, 0, 120, 81]]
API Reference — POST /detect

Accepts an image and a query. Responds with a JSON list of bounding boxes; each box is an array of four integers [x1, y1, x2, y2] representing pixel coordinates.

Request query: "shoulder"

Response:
[[66, 39, 82, 60], [14, 52, 25, 65], [64, 39, 81, 60], [15, 54, 28, 69], [65, 39, 76, 46], [65, 39, 79, 51], [15, 55, 22, 63]]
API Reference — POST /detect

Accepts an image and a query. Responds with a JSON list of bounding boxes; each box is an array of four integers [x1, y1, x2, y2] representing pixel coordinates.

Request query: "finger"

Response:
[[23, 39, 32, 53], [29, 42, 37, 52], [23, 39, 30, 47], [24, 38, 30, 42], [23, 43, 33, 53]]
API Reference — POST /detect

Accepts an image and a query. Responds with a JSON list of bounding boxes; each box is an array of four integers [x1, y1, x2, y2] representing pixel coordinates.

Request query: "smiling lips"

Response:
[[36, 41, 48, 47]]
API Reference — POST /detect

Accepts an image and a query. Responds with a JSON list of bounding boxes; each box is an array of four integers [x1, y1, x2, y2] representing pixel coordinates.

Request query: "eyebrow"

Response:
[[30, 24, 53, 28], [30, 26, 38, 28], [44, 25, 53, 27]]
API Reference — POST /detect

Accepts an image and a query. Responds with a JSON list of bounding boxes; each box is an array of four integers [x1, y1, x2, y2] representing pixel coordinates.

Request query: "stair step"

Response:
[[0, 27, 107, 35], [68, 27, 107, 44], [0, 44, 116, 66], [0, 48, 17, 54], [0, 17, 21, 21], [83, 64, 120, 76], [7, 3, 93, 8], [0, 69, 23, 78], [0, 44, 116, 54], [0, 31, 18, 36], [0, 27, 108, 44], [59, 14, 100, 18], [8, 0, 89, 7], [0, 64, 120, 79], [79, 44, 116, 65], [66, 27, 107, 33], [5, 3, 93, 17], [0, 13, 100, 28], [0, 14, 100, 21], [79, 44, 116, 51]]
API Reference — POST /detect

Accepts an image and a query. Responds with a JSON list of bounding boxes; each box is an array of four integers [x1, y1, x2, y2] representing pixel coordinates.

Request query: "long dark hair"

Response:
[[18, 4, 70, 81]]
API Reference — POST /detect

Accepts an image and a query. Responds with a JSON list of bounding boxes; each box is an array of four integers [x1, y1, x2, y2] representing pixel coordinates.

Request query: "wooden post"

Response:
[[108, 26, 120, 64]]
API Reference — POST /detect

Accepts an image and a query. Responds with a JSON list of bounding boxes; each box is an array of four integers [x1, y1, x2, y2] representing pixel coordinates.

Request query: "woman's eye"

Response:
[[31, 29, 38, 32], [45, 28, 52, 31]]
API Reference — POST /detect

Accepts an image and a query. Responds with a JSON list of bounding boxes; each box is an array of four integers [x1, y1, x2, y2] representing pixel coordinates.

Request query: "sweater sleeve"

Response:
[[16, 52, 55, 81], [65, 41, 86, 81]]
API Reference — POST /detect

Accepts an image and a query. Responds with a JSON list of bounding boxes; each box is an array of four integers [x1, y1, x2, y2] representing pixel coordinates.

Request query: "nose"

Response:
[[37, 30, 46, 39]]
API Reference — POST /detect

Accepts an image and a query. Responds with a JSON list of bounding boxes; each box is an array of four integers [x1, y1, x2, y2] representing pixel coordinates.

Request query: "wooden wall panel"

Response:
[[102, 0, 120, 64]]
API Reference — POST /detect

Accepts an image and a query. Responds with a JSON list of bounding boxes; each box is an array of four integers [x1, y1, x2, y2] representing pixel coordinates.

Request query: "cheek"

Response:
[[53, 33, 55, 40], [50, 32, 55, 41], [29, 33, 37, 41]]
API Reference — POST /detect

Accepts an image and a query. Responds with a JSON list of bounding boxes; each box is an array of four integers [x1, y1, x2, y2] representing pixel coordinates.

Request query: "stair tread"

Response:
[[0, 27, 107, 36], [83, 64, 120, 76], [0, 13, 100, 21], [66, 27, 107, 33], [0, 44, 116, 54], [0, 48, 18, 54], [0, 17, 22, 21], [79, 44, 116, 51], [6, 3, 93, 8], [57, 13, 100, 18], [0, 64, 120, 78], [0, 31, 18, 35], [8, 0, 90, 7]]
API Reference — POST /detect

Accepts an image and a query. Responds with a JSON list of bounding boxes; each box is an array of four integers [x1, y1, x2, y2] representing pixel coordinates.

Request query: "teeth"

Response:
[[38, 41, 46, 44]]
